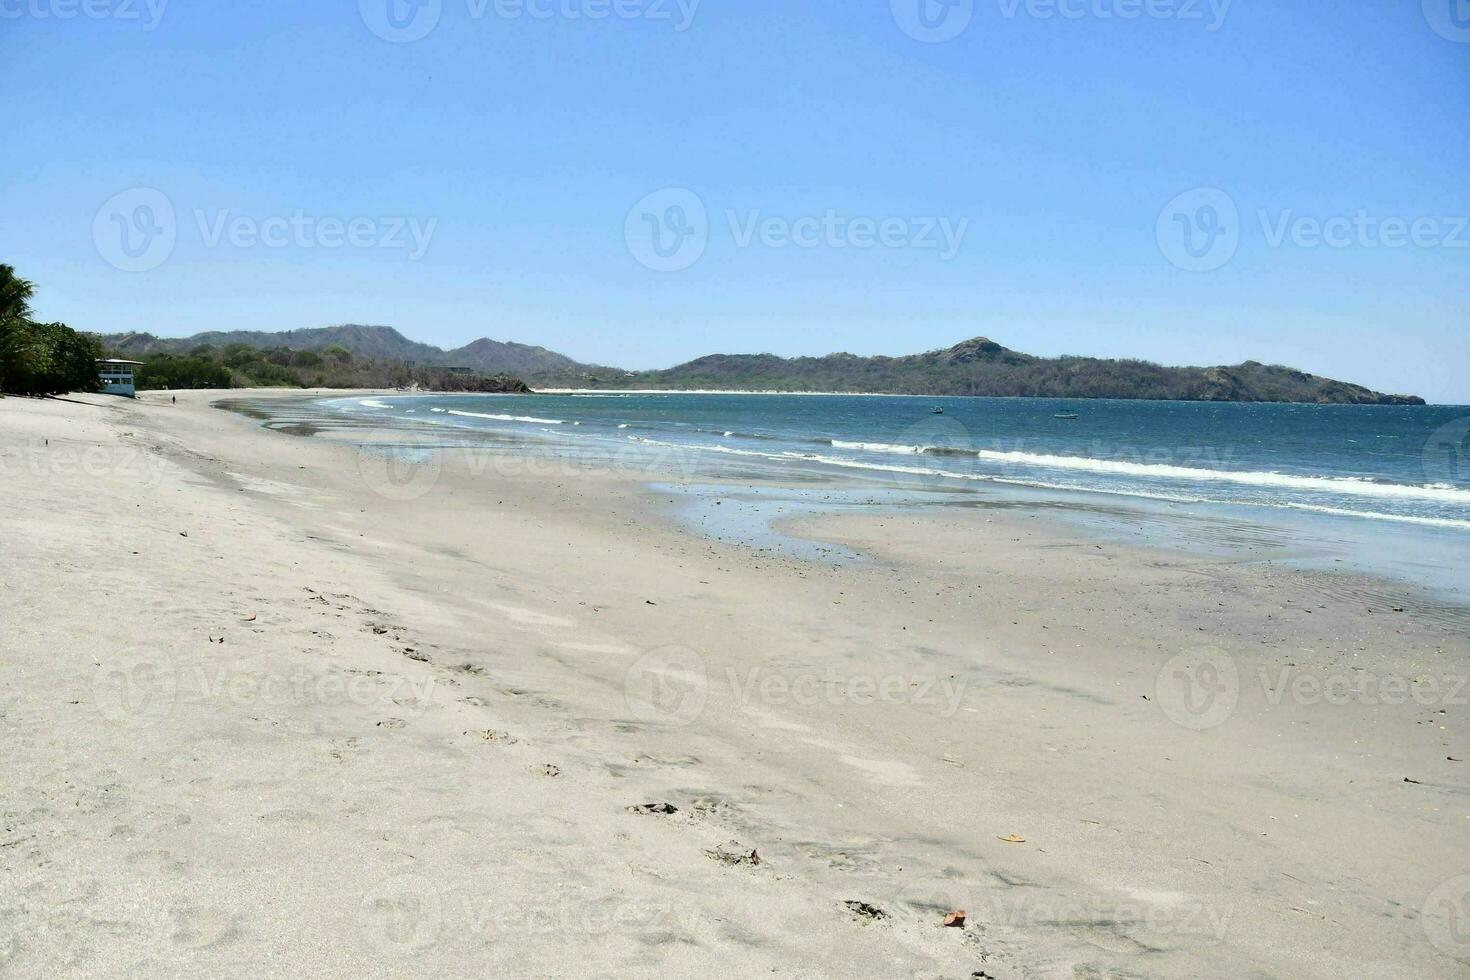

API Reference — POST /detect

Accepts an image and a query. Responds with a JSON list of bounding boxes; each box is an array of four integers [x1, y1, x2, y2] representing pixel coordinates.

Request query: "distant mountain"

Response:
[[446, 337, 601, 378], [100, 328, 1423, 404], [101, 325, 614, 380], [601, 337, 1424, 404]]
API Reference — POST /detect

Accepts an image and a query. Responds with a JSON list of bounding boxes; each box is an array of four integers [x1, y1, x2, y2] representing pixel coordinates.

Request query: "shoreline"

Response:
[[303, 389, 1470, 603], [3, 389, 1467, 978], [535, 387, 1465, 405]]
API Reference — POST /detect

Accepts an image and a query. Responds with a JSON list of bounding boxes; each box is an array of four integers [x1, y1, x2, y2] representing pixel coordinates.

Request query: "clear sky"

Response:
[[3, 0, 1467, 401]]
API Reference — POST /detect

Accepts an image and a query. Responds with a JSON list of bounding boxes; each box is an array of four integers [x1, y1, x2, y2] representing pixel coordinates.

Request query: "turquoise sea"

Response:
[[331, 392, 1470, 531]]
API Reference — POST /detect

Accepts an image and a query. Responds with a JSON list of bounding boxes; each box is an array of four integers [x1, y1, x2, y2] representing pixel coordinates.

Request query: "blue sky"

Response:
[[2, 0, 1467, 401]]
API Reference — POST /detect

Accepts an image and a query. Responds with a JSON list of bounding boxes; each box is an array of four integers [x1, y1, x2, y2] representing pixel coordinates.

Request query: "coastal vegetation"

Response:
[[0, 265, 102, 397], [3, 270, 530, 396], [104, 325, 609, 380], [126, 343, 532, 393], [601, 337, 1426, 405], [102, 326, 1425, 404]]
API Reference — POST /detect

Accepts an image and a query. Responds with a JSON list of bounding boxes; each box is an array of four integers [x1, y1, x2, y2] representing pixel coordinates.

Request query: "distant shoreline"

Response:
[[532, 388, 1460, 406], [534, 387, 918, 397]]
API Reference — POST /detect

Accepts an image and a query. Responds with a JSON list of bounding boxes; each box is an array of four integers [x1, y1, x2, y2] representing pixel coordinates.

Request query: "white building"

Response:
[[96, 358, 144, 397]]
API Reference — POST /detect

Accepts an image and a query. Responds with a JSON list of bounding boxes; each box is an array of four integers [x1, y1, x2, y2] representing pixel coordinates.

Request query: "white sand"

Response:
[[1, 389, 1465, 978]]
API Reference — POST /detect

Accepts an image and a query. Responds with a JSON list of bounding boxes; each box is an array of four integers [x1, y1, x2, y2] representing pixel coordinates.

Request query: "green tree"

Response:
[[0, 264, 37, 390], [321, 343, 353, 364], [4, 322, 102, 396], [135, 354, 233, 391]]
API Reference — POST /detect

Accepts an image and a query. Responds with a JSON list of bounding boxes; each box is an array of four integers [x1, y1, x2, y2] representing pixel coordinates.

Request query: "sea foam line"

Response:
[[446, 409, 565, 425], [828, 440, 1470, 504], [622, 436, 1470, 530]]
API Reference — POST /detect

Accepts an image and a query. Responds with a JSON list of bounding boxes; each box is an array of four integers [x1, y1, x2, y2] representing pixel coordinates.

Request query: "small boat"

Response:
[[931, 407, 944, 415], [1054, 411, 1079, 420]]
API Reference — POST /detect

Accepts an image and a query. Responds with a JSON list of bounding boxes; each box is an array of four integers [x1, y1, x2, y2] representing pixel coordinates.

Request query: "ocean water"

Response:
[[329, 393, 1470, 531]]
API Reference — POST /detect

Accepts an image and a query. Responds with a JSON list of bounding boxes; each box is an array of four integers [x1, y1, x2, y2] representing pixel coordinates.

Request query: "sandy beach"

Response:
[[2, 389, 1466, 979]]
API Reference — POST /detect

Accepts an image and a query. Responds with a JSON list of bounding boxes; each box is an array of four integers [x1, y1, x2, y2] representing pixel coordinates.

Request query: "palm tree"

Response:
[[0, 264, 37, 390]]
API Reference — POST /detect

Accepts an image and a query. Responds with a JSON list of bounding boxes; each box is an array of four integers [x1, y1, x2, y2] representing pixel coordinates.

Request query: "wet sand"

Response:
[[2, 388, 1466, 978]]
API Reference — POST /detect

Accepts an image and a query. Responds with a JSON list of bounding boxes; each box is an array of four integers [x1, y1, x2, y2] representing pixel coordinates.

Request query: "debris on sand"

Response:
[[843, 900, 888, 921], [705, 841, 760, 867], [466, 729, 516, 744], [998, 834, 1026, 843], [626, 802, 678, 815], [943, 910, 967, 928], [537, 764, 561, 777]]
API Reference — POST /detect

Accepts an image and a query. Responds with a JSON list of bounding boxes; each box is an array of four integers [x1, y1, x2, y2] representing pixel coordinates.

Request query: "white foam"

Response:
[[968, 448, 1470, 504], [358, 399, 392, 409], [446, 409, 564, 425], [831, 439, 923, 454], [618, 436, 1470, 530], [824, 439, 1470, 505]]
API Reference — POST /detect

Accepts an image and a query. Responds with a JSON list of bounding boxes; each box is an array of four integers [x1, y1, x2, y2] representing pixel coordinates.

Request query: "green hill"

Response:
[[101, 325, 614, 380], [582, 337, 1423, 404], [102, 328, 1424, 404]]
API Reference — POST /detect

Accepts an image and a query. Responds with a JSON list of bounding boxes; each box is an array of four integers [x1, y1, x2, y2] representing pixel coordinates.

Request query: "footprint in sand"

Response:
[[171, 905, 240, 950], [466, 729, 517, 744]]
